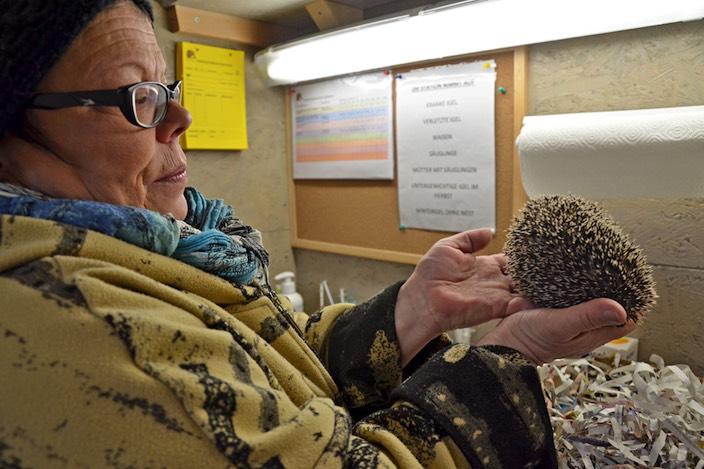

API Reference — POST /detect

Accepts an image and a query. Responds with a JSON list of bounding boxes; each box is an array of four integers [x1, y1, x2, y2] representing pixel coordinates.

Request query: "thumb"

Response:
[[442, 228, 493, 254], [548, 298, 627, 339]]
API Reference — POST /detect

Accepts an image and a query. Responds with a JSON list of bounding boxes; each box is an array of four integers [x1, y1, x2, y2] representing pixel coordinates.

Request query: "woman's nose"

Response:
[[155, 100, 192, 144]]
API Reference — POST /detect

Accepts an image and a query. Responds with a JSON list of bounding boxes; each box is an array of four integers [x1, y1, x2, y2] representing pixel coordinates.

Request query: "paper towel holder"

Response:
[[516, 105, 704, 200]]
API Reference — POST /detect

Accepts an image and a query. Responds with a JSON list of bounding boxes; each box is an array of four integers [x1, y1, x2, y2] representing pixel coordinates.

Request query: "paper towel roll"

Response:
[[517, 106, 704, 199]]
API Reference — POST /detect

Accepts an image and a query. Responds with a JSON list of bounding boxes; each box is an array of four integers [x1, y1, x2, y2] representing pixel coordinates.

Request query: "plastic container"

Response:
[[448, 327, 475, 345], [274, 271, 304, 312], [592, 336, 639, 362]]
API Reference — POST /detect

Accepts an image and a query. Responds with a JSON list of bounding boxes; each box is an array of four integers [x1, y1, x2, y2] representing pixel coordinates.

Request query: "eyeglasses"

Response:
[[27, 81, 182, 129]]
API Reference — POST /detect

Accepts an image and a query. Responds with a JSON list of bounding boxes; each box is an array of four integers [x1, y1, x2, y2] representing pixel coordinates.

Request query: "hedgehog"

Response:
[[504, 194, 656, 323]]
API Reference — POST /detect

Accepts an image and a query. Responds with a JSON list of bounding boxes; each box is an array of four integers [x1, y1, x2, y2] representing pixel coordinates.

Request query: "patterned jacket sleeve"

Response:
[[293, 282, 448, 416], [294, 282, 558, 468], [389, 344, 559, 468]]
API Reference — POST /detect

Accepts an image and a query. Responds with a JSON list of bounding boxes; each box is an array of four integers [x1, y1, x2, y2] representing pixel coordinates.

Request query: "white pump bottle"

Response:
[[274, 271, 304, 312]]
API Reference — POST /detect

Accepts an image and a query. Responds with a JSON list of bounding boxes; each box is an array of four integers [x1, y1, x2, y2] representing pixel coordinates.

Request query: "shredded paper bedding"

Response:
[[540, 354, 704, 468]]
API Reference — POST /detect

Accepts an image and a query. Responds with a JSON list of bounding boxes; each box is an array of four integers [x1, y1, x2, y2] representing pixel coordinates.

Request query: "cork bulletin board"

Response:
[[286, 47, 528, 265]]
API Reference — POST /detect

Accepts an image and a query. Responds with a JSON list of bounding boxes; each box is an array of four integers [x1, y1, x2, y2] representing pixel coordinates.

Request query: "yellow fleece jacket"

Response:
[[0, 215, 557, 468]]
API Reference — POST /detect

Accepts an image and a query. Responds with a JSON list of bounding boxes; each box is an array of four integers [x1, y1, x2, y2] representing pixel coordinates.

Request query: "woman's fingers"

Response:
[[535, 299, 633, 360], [505, 297, 535, 316], [547, 298, 628, 339], [441, 228, 493, 254], [490, 253, 509, 271], [478, 298, 635, 364]]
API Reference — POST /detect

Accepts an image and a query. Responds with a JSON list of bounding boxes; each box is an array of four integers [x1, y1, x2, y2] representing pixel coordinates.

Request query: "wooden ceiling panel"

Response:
[[165, 0, 437, 38]]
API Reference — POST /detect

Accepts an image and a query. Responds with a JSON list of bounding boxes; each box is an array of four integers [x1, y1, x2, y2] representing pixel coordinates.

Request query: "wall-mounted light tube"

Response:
[[254, 0, 703, 86]]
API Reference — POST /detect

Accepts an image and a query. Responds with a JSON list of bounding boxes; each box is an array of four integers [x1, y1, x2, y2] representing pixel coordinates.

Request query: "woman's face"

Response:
[[3, 1, 191, 219]]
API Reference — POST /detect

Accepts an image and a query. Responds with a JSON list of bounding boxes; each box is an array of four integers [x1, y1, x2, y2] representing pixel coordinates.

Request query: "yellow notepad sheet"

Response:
[[177, 41, 248, 150]]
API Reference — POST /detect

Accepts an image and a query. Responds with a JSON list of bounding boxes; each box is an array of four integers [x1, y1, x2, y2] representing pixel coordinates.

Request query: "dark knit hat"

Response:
[[0, 0, 154, 136]]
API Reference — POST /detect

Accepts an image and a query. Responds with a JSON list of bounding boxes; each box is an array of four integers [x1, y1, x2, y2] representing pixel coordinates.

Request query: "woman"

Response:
[[0, 1, 634, 467]]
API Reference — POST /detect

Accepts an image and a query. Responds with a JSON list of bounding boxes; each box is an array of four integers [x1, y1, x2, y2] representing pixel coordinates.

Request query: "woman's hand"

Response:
[[395, 228, 528, 366], [476, 298, 637, 364]]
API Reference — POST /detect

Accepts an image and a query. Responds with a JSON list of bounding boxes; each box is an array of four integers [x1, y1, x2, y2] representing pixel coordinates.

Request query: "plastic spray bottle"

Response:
[[274, 271, 304, 312]]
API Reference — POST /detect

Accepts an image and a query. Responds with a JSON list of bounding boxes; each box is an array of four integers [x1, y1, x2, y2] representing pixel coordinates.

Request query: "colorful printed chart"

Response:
[[291, 72, 393, 179]]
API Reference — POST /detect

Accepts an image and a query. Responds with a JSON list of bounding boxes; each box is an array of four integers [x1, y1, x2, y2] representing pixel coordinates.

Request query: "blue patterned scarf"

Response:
[[0, 184, 269, 286]]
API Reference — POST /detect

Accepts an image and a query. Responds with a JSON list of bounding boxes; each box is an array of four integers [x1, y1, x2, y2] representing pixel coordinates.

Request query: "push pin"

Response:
[[399, 224, 406, 231], [483, 62, 492, 69], [396, 74, 403, 79], [498, 86, 507, 95]]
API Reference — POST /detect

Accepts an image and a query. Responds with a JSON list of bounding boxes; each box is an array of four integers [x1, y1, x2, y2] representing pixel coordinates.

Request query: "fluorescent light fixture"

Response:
[[255, 0, 703, 86]]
